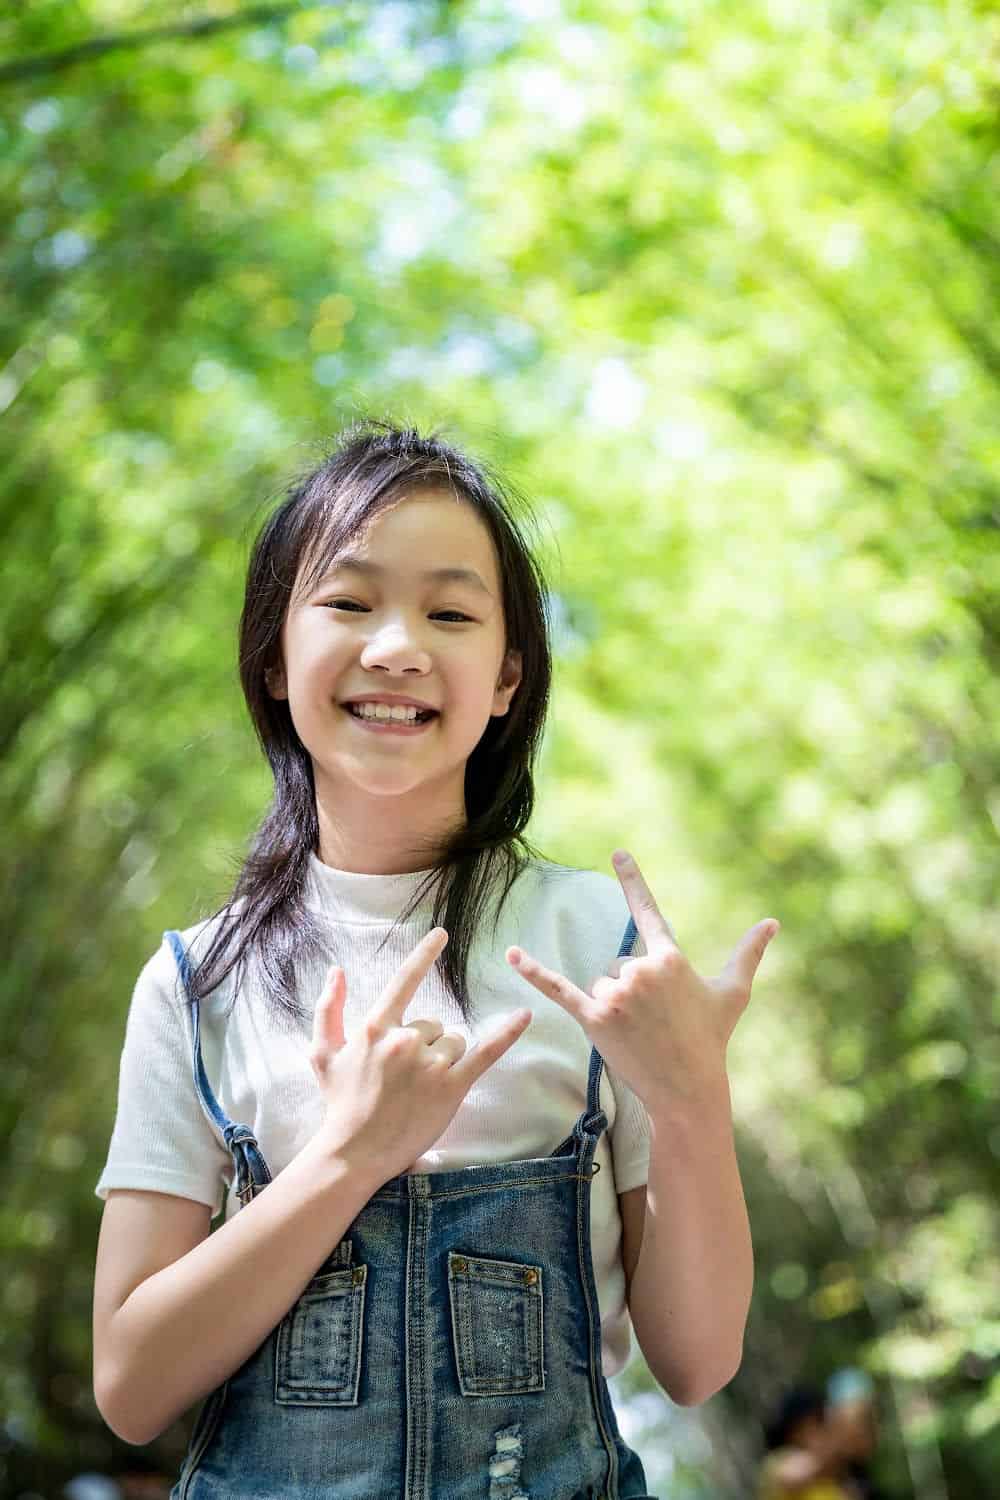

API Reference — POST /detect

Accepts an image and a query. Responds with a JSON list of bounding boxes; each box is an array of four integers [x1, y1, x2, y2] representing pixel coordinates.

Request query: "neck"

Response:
[[313, 767, 465, 874]]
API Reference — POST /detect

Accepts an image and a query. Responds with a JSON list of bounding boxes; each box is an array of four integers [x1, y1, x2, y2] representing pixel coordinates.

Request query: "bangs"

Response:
[[292, 464, 470, 602]]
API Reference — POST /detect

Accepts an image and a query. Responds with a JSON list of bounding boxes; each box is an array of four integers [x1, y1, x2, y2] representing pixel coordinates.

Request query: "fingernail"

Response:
[[612, 850, 631, 868], [508, 947, 523, 964]]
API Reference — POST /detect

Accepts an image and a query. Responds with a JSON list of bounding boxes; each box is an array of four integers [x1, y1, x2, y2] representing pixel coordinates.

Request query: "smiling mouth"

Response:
[[342, 704, 438, 726]]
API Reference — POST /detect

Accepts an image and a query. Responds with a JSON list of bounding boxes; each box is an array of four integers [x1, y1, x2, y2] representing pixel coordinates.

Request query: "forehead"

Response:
[[362, 488, 492, 546], [312, 487, 501, 583]]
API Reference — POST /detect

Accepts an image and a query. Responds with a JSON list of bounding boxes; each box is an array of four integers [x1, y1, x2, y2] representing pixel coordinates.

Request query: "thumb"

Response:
[[313, 965, 348, 1056], [721, 919, 780, 995]]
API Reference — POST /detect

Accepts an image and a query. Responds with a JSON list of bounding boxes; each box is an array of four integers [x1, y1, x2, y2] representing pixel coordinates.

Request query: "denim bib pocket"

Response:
[[274, 1263, 367, 1407], [448, 1250, 545, 1396]]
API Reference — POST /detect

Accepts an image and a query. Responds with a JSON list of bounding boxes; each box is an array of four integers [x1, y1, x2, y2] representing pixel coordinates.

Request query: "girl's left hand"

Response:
[[505, 850, 779, 1113]]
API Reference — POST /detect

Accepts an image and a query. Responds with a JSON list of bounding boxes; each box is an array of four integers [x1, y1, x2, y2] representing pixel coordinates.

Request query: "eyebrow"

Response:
[[319, 557, 493, 595]]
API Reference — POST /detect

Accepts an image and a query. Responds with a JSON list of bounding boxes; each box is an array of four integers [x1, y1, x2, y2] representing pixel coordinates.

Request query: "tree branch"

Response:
[[0, 4, 324, 84], [783, 112, 1000, 268]]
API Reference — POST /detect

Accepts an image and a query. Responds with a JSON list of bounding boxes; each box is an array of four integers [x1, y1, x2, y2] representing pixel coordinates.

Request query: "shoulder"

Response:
[[501, 859, 637, 979], [516, 856, 625, 899], [111, 923, 213, 1061], [508, 858, 627, 922], [137, 907, 240, 1013]]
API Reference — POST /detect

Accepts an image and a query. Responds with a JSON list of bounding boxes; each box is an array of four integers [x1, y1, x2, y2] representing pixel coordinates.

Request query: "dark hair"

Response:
[[764, 1385, 828, 1451], [186, 421, 553, 1022]]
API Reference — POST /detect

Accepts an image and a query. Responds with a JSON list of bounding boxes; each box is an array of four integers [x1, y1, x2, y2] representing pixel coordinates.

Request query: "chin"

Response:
[[348, 767, 438, 798]]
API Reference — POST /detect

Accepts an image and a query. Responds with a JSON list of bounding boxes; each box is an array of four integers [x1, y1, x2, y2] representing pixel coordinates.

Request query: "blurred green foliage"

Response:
[[1, 2, 998, 1496]]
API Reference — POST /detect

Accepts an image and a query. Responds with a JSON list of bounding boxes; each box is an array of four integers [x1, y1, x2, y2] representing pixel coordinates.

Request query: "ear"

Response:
[[264, 664, 288, 701], [491, 648, 522, 717]]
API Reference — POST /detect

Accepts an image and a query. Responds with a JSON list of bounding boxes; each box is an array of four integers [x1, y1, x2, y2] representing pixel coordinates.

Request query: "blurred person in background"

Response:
[[825, 1368, 883, 1500], [758, 1383, 855, 1499]]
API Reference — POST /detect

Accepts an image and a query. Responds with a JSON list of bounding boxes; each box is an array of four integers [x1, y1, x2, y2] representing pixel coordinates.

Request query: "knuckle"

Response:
[[617, 968, 645, 1000]]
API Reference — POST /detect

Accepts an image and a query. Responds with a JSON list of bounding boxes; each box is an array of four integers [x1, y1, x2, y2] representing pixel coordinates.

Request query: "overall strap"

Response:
[[164, 930, 272, 1205], [584, 915, 638, 1121]]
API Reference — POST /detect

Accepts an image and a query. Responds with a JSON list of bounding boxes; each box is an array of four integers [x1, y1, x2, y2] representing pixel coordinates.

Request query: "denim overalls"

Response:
[[165, 919, 657, 1500]]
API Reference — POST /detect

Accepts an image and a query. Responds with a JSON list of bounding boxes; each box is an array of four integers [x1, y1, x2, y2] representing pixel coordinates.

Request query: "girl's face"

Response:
[[268, 489, 522, 812]]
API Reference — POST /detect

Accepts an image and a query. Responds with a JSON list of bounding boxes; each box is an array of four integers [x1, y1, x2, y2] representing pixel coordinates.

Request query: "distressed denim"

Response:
[[165, 921, 657, 1500]]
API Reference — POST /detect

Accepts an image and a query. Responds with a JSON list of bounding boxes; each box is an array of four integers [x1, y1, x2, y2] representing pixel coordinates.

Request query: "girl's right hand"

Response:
[[309, 928, 532, 1184]]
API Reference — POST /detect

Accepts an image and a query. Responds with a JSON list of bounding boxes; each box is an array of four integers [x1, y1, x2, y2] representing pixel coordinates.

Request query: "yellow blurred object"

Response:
[[757, 1449, 853, 1500]]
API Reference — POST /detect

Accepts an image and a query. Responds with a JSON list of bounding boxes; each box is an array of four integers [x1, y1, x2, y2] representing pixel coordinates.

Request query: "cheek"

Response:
[[454, 664, 501, 716], [285, 623, 344, 684]]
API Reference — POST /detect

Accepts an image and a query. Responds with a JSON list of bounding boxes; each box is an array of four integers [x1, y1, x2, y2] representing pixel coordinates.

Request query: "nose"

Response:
[[359, 620, 432, 676]]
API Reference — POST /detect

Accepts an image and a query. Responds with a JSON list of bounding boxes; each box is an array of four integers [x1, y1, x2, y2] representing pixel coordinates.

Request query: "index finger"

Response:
[[450, 1008, 533, 1093], [371, 926, 449, 1028], [611, 850, 679, 956]]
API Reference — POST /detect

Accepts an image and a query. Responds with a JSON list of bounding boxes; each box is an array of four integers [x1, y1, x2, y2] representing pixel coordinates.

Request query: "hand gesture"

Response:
[[506, 851, 778, 1113], [310, 928, 532, 1183]]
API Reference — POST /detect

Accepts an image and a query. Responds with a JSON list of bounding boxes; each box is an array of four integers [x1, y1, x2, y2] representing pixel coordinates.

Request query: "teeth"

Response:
[[350, 702, 425, 721]]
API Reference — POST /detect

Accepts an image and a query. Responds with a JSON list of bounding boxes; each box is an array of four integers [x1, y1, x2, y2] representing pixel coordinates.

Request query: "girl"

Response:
[[93, 422, 777, 1500]]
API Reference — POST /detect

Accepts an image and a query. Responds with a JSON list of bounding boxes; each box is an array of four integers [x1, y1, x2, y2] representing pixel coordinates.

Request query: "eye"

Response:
[[322, 601, 473, 622]]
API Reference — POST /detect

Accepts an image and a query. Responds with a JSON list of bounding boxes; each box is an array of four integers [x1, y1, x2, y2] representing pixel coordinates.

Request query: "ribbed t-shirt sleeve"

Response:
[[95, 937, 232, 1215], [606, 1067, 651, 1193]]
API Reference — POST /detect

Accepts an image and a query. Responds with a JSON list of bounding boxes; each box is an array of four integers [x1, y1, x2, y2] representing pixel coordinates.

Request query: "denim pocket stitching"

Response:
[[448, 1252, 545, 1397], [274, 1264, 367, 1407]]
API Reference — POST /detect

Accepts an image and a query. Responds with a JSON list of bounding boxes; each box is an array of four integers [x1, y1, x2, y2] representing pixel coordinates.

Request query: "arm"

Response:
[[96, 929, 531, 1446], [93, 1134, 383, 1445], [93, 939, 380, 1445], [619, 1076, 753, 1406], [508, 851, 776, 1409]]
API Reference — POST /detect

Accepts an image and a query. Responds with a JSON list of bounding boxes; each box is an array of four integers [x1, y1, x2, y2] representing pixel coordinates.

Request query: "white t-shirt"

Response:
[[96, 853, 651, 1375]]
